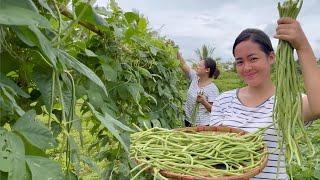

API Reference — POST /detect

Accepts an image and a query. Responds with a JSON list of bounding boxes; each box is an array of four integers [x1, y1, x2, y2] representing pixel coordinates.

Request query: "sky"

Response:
[[95, 0, 320, 62]]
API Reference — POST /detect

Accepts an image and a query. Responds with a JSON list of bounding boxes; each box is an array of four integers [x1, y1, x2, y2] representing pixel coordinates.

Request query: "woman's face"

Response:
[[196, 60, 209, 76], [234, 40, 274, 87]]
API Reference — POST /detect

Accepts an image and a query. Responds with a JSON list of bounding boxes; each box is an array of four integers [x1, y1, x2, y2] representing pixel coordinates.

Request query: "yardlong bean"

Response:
[[130, 127, 267, 179], [274, 1, 315, 179]]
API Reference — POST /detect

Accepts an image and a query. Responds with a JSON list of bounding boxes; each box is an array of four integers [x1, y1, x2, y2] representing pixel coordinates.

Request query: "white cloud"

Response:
[[96, 0, 320, 61]]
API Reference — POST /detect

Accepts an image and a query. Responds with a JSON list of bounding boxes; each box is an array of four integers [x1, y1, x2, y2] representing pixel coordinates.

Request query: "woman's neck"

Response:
[[247, 79, 275, 97], [238, 79, 275, 107], [198, 76, 211, 87]]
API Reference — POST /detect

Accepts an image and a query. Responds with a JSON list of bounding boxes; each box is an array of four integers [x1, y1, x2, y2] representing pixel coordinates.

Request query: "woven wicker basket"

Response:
[[148, 126, 269, 180]]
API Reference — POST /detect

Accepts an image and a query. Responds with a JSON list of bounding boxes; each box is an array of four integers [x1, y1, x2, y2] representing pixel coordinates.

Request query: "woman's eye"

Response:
[[250, 57, 258, 62], [236, 61, 243, 65]]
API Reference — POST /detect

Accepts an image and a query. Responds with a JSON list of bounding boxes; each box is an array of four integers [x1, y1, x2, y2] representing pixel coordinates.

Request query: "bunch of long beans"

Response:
[[130, 128, 267, 179], [190, 89, 204, 126], [274, 0, 315, 177]]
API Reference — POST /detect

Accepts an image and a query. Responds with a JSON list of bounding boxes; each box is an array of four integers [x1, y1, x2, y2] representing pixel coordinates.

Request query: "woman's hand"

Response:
[[274, 17, 309, 52], [177, 52, 183, 61], [275, 18, 320, 121], [196, 94, 206, 104], [196, 95, 213, 112], [176, 51, 191, 75]]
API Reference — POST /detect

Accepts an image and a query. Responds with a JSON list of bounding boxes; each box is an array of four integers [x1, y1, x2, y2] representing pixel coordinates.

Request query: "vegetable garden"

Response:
[[0, 0, 319, 179]]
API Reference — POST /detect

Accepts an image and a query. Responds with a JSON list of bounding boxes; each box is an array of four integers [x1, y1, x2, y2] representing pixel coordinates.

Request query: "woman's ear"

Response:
[[268, 51, 275, 65]]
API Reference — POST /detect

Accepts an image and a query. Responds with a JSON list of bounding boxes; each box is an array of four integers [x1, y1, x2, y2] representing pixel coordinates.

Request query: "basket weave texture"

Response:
[[151, 126, 269, 180]]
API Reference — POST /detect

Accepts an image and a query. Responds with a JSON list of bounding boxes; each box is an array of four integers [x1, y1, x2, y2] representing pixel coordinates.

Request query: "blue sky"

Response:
[[96, 0, 320, 62]]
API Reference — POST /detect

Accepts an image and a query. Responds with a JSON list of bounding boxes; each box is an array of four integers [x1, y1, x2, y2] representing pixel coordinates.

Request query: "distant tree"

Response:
[[194, 44, 215, 60]]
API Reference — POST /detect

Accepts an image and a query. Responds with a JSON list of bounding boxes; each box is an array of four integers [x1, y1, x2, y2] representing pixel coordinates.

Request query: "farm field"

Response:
[[0, 0, 319, 180]]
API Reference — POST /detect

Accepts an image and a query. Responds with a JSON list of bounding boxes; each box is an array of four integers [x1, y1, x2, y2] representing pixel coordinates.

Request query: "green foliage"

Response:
[[25, 156, 64, 180], [0, 0, 185, 179], [214, 70, 245, 92], [1, 0, 317, 179], [13, 110, 57, 150], [291, 120, 320, 180]]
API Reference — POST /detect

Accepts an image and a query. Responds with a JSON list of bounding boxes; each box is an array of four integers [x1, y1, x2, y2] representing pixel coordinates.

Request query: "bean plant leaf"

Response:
[[88, 103, 133, 153], [1, 87, 25, 116], [124, 12, 139, 24], [25, 156, 64, 180], [75, 2, 107, 27], [0, 132, 26, 180], [57, 50, 108, 96], [13, 110, 56, 150], [0, 5, 50, 28], [0, 0, 38, 11], [32, 69, 55, 112], [0, 72, 30, 98]]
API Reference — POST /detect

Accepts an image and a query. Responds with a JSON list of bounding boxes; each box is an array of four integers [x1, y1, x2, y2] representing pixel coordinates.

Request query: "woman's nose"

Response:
[[243, 62, 253, 72]]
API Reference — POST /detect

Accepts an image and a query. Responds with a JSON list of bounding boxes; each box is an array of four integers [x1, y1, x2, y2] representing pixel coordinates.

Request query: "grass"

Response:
[[214, 70, 245, 93]]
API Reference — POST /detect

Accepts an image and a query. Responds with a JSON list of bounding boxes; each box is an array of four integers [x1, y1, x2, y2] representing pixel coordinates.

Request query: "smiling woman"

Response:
[[210, 19, 320, 179], [233, 29, 275, 90]]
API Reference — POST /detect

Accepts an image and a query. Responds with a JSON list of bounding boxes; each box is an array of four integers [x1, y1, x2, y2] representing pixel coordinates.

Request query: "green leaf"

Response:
[[0, 132, 26, 180], [75, 2, 107, 27], [1, 87, 25, 116], [0, 5, 50, 28], [22, 136, 46, 157], [81, 156, 100, 176], [0, 128, 9, 172], [151, 119, 162, 128], [138, 18, 147, 31], [72, 116, 83, 146], [88, 103, 130, 153], [57, 50, 108, 96], [50, 121, 61, 138], [7, 132, 26, 180], [0, 52, 20, 74], [28, 26, 56, 67], [87, 84, 104, 107], [150, 46, 158, 56], [117, 84, 129, 100], [84, 49, 98, 57], [315, 163, 320, 179], [32, 70, 55, 114], [127, 84, 142, 104], [37, 0, 56, 18], [0, 171, 8, 180], [124, 27, 136, 40], [0, 72, 30, 98], [13, 26, 36, 47], [60, 73, 73, 117], [13, 110, 56, 150], [14, 26, 56, 67], [68, 136, 80, 175], [136, 67, 152, 79], [101, 63, 117, 81], [103, 111, 134, 132], [25, 156, 64, 180], [143, 92, 157, 105], [138, 116, 152, 130], [0, 0, 38, 11], [124, 12, 139, 24]]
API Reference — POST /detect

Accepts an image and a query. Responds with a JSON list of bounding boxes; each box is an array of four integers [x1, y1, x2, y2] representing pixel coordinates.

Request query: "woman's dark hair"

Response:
[[203, 57, 220, 79], [232, 28, 274, 56]]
